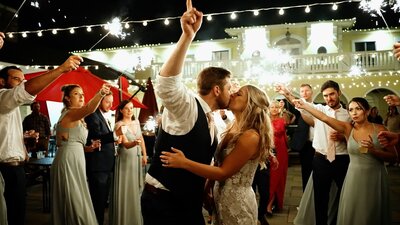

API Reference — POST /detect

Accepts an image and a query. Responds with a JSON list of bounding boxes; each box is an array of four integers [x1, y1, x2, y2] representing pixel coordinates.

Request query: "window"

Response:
[[354, 41, 376, 66], [317, 46, 327, 54], [354, 41, 376, 52], [212, 50, 229, 60]]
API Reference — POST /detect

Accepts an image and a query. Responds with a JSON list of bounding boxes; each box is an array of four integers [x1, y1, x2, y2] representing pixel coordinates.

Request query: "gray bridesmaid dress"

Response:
[[109, 120, 144, 225], [51, 111, 98, 225], [337, 127, 391, 225]]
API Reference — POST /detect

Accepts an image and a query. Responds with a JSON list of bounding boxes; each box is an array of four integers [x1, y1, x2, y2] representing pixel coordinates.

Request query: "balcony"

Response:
[[149, 50, 399, 79]]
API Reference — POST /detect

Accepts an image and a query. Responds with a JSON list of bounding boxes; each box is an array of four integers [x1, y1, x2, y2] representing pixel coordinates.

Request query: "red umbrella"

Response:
[[25, 67, 147, 109], [138, 77, 158, 124]]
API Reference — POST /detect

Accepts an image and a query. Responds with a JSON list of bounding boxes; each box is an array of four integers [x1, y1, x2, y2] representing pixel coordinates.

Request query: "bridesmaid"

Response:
[[294, 97, 397, 225], [110, 100, 147, 225], [51, 83, 111, 225]]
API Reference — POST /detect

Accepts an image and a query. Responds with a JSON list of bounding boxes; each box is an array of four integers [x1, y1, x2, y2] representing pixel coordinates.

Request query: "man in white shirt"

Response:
[[277, 80, 351, 225], [0, 53, 82, 225], [140, 1, 232, 225]]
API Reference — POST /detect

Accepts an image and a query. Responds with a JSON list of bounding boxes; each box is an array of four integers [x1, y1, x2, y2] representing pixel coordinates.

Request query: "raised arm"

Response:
[[159, 0, 203, 77], [300, 112, 315, 127], [25, 55, 82, 95], [0, 32, 4, 49], [394, 42, 400, 61], [274, 83, 297, 106], [293, 99, 351, 137], [383, 94, 400, 107], [66, 84, 111, 122], [160, 130, 260, 181]]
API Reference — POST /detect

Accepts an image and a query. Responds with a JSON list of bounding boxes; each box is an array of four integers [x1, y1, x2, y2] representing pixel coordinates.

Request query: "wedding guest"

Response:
[[252, 152, 278, 225], [0, 30, 7, 225], [84, 92, 116, 225], [278, 80, 351, 225], [0, 55, 82, 225], [384, 106, 400, 133], [266, 101, 288, 215], [51, 83, 111, 225], [110, 100, 147, 225], [294, 97, 396, 225], [367, 106, 383, 124], [161, 84, 274, 225], [22, 102, 51, 156], [276, 83, 315, 191]]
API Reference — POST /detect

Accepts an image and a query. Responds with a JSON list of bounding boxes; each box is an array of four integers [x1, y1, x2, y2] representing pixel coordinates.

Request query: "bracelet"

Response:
[[99, 90, 106, 97]]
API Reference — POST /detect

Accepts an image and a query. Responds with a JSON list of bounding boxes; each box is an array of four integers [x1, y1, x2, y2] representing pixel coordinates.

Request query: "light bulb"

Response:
[[164, 18, 170, 25], [305, 5, 311, 13]]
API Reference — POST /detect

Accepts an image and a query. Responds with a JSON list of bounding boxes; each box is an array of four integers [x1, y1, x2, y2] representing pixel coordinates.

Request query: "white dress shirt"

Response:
[[0, 81, 35, 162], [304, 102, 351, 155], [155, 74, 212, 136], [147, 73, 213, 189]]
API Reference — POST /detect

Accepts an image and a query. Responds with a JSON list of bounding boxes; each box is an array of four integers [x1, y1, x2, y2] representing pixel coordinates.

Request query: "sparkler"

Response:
[[3, 0, 28, 32], [243, 47, 294, 86], [88, 17, 129, 51], [358, 0, 397, 42]]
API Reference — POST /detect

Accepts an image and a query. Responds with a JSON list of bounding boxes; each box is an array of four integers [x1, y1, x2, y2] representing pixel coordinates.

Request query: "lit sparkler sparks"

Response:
[[243, 47, 294, 86], [106, 18, 128, 39]]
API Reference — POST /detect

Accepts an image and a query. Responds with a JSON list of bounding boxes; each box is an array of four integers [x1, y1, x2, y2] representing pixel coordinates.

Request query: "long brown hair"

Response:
[[60, 84, 81, 112], [115, 100, 136, 122]]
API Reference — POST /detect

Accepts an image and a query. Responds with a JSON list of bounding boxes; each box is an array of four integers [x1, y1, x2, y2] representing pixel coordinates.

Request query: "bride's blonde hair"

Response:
[[220, 85, 274, 162]]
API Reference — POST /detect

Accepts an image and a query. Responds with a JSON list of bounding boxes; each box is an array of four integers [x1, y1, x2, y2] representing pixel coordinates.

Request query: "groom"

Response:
[[140, 1, 232, 225]]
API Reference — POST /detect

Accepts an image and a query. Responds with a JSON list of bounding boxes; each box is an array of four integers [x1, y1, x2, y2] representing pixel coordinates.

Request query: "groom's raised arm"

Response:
[[159, 0, 203, 77]]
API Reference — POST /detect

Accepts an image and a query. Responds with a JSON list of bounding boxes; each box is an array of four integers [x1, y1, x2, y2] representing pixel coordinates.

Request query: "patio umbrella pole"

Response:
[[128, 89, 141, 102]]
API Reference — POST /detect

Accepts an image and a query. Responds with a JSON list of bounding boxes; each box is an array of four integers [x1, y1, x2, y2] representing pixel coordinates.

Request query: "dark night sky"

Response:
[[0, 0, 398, 65]]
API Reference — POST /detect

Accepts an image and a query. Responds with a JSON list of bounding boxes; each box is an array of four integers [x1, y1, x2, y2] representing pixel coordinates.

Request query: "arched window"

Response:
[[317, 46, 327, 54]]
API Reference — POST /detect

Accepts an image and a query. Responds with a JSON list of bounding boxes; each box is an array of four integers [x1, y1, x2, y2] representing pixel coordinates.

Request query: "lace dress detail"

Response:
[[212, 143, 259, 225]]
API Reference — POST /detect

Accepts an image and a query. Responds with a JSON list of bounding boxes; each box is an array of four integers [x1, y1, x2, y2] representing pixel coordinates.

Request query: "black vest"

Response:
[[148, 99, 217, 204]]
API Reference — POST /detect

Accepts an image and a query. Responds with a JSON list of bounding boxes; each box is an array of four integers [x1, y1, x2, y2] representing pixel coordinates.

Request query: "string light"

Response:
[[164, 18, 170, 25], [332, 3, 338, 10], [230, 12, 237, 20], [5, 1, 363, 38], [305, 5, 311, 13]]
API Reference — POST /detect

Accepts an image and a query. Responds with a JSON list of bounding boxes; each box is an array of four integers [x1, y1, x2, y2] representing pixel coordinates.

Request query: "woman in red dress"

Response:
[[267, 100, 289, 215]]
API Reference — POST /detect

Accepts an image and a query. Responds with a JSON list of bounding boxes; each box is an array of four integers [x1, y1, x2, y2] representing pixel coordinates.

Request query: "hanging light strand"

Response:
[[5, 1, 359, 37]]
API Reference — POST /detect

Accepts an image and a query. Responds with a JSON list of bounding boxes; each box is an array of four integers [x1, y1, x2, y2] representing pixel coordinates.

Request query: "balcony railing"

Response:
[[150, 50, 399, 79]]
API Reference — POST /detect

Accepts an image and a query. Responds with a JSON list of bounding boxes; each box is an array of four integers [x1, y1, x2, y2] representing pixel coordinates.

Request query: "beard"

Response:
[[217, 96, 230, 110]]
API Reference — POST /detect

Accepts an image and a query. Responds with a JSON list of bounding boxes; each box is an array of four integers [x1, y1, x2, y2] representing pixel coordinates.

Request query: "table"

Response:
[[27, 157, 53, 212]]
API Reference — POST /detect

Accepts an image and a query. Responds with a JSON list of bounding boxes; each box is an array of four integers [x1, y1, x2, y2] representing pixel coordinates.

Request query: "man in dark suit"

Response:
[[85, 92, 115, 225], [290, 84, 315, 191]]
